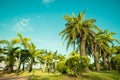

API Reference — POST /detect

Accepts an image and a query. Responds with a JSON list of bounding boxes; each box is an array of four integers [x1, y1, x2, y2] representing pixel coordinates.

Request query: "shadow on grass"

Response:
[[0, 71, 15, 77], [40, 77, 49, 80], [17, 71, 25, 75], [0, 71, 4, 77], [83, 74, 108, 80], [28, 75, 49, 80]]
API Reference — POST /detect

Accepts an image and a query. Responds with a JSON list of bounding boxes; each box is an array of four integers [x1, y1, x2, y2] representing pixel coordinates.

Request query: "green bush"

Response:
[[80, 56, 90, 72], [57, 60, 68, 74], [65, 55, 90, 76], [80, 56, 90, 67], [66, 55, 81, 75]]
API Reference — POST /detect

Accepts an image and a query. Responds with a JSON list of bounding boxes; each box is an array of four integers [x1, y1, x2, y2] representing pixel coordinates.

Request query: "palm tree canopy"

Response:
[[59, 11, 100, 51]]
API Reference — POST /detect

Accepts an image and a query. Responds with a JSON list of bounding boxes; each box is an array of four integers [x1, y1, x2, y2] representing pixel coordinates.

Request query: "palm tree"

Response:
[[59, 10, 99, 57], [89, 30, 105, 71], [38, 50, 47, 73], [85, 30, 106, 71], [16, 33, 31, 75], [39, 50, 54, 73], [45, 51, 54, 73], [59, 11, 99, 72], [0, 39, 20, 73], [27, 42, 41, 72], [95, 30, 119, 70], [17, 49, 29, 71]]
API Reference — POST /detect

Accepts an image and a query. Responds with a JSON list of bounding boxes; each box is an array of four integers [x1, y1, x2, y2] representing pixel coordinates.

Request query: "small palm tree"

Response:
[[0, 39, 20, 73], [27, 42, 41, 72]]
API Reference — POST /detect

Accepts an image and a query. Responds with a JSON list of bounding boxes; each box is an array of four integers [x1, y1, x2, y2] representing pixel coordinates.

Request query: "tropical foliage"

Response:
[[0, 11, 120, 78], [59, 10, 120, 74]]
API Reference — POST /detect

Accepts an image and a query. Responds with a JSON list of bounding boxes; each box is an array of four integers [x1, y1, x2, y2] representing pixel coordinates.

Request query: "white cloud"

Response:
[[19, 18, 29, 26], [42, 0, 54, 4], [13, 18, 32, 32]]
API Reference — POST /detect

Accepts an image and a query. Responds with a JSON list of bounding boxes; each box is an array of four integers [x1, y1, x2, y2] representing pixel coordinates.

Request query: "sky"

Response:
[[0, 0, 120, 55]]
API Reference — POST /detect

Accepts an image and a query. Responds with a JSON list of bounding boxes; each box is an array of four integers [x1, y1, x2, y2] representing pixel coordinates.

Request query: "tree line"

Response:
[[0, 10, 120, 76], [0, 33, 65, 75]]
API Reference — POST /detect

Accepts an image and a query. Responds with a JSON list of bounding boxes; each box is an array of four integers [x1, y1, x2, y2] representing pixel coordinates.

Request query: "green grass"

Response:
[[0, 70, 120, 80], [83, 71, 120, 80]]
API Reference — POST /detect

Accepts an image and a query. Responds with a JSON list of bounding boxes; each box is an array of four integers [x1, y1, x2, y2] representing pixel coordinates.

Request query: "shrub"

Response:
[[66, 55, 81, 76], [80, 56, 90, 72], [65, 55, 90, 76], [57, 60, 68, 74]]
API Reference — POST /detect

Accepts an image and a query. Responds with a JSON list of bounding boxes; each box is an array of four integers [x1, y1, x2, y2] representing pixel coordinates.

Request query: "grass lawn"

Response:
[[0, 70, 120, 80]]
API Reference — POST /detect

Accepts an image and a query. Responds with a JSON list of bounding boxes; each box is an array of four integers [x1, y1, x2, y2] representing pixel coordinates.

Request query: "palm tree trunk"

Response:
[[54, 61, 57, 72], [102, 53, 108, 70], [73, 41, 75, 51], [94, 45, 100, 71], [48, 64, 50, 73], [29, 58, 33, 72], [80, 38, 86, 56], [22, 61, 25, 71], [8, 54, 14, 73], [80, 36, 88, 72], [16, 54, 21, 75], [16, 60, 21, 75], [8, 64, 14, 73], [8, 58, 14, 73], [42, 62, 46, 72], [108, 56, 112, 70]]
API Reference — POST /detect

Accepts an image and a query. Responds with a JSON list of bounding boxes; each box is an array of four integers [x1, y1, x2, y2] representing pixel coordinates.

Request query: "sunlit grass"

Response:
[[0, 70, 120, 80], [83, 71, 120, 80]]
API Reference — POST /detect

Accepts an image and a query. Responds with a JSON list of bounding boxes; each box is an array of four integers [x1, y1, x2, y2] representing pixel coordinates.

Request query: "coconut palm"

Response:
[[16, 33, 31, 75], [95, 30, 119, 70], [85, 30, 107, 71], [45, 51, 54, 73], [27, 42, 41, 72], [59, 11, 99, 57], [59, 11, 100, 72], [0, 39, 20, 73], [38, 50, 47, 72]]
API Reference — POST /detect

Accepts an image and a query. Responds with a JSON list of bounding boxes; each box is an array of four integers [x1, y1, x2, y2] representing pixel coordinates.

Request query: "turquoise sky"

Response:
[[0, 0, 120, 54]]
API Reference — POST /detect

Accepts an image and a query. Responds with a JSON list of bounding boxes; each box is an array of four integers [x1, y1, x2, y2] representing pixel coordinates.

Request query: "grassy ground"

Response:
[[0, 70, 120, 80]]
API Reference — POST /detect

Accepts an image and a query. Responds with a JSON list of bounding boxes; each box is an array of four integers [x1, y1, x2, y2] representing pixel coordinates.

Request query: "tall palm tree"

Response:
[[59, 11, 100, 72], [59, 11, 99, 57], [16, 33, 31, 75], [95, 30, 119, 70], [89, 30, 105, 71]]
